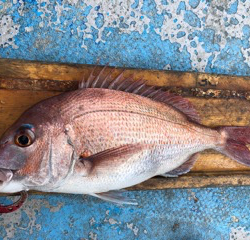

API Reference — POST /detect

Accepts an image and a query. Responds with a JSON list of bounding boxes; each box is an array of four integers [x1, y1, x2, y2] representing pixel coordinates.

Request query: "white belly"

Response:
[[0, 181, 25, 193]]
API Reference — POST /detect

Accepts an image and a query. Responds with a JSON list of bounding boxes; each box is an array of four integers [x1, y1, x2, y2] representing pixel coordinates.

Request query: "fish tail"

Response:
[[217, 126, 250, 166]]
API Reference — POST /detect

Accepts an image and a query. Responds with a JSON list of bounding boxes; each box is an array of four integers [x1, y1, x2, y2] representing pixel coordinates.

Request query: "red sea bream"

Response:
[[0, 66, 250, 211]]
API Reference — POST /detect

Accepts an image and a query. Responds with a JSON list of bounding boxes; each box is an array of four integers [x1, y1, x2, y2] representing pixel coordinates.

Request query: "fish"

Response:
[[0, 65, 250, 212]]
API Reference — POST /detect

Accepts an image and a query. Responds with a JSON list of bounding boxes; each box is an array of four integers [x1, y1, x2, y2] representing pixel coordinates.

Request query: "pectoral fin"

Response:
[[76, 144, 144, 175], [161, 153, 198, 177], [90, 190, 138, 205]]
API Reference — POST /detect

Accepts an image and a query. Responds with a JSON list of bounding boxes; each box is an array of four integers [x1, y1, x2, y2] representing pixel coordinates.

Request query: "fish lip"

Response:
[[0, 169, 14, 183]]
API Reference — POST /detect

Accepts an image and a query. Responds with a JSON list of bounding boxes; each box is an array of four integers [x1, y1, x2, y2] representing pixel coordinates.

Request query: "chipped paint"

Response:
[[126, 222, 139, 236], [1, 199, 41, 239], [89, 231, 97, 240], [1, 0, 250, 239], [1, 0, 250, 75], [108, 218, 118, 225], [24, 26, 34, 33], [0, 15, 20, 49], [231, 216, 239, 223], [188, 189, 199, 202], [0, 185, 250, 239], [230, 227, 250, 240], [89, 217, 96, 226], [0, 196, 64, 239]]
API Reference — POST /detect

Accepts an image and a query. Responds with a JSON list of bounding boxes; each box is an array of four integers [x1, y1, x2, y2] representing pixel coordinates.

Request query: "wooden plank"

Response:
[[130, 172, 250, 190], [0, 59, 196, 88], [2, 58, 250, 92], [0, 90, 59, 135], [1, 58, 250, 190]]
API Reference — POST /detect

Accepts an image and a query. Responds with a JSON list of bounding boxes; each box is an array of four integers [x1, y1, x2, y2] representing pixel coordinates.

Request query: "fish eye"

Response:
[[16, 135, 30, 146], [14, 128, 35, 147]]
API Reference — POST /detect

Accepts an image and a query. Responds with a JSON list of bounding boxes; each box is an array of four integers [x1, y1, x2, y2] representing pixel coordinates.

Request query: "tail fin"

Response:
[[217, 127, 250, 166]]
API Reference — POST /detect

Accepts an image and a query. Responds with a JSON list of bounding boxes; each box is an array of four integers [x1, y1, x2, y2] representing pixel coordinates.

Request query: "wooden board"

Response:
[[1, 58, 250, 191]]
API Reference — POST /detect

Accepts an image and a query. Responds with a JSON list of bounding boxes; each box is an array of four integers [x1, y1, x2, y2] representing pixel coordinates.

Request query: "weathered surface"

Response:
[[1, 0, 250, 239], [1, 0, 250, 76]]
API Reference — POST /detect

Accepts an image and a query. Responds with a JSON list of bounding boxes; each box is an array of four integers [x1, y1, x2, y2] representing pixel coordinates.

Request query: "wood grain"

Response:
[[130, 172, 250, 190], [1, 58, 250, 190], [1, 58, 250, 91]]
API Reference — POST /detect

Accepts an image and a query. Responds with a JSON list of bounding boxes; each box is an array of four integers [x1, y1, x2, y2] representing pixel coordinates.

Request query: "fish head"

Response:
[[0, 100, 74, 192]]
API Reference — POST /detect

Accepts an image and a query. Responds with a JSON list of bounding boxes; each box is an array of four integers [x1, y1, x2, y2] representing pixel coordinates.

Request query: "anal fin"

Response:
[[161, 173, 178, 178], [90, 190, 138, 205], [161, 153, 199, 178]]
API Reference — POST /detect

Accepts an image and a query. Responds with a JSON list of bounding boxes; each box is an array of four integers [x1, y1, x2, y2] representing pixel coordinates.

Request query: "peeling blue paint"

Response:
[[177, 31, 186, 38], [176, 1, 186, 15], [207, 38, 250, 75], [1, 0, 246, 74], [189, 0, 200, 9], [0, 188, 250, 239], [243, 25, 250, 38], [131, 0, 139, 9], [230, 17, 239, 25], [95, 13, 104, 29], [184, 10, 201, 28], [190, 40, 197, 48], [198, 28, 220, 53], [227, 0, 238, 15]]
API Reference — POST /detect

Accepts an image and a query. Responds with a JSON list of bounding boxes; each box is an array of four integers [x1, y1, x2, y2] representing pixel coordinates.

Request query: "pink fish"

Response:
[[0, 66, 250, 212]]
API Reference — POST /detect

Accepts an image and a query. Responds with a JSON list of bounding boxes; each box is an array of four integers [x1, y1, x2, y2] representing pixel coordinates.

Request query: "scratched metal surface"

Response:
[[0, 0, 250, 239]]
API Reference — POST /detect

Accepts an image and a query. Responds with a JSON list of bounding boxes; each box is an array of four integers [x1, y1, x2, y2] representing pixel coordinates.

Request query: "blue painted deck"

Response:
[[1, 0, 250, 239]]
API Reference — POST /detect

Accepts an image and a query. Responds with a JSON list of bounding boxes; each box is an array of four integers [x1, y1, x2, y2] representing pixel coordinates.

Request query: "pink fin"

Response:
[[218, 127, 250, 166], [79, 66, 200, 123], [80, 144, 144, 171], [152, 92, 200, 123], [90, 190, 138, 205], [161, 153, 198, 177]]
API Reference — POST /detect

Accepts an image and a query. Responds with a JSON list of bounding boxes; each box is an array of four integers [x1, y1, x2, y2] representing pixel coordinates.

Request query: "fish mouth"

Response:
[[0, 169, 13, 183]]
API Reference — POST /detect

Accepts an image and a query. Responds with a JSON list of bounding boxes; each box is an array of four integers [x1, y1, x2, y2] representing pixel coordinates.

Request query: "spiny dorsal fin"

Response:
[[79, 66, 200, 123]]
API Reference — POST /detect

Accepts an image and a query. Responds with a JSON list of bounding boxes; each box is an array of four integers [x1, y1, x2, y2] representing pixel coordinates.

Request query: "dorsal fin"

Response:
[[79, 66, 200, 123]]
